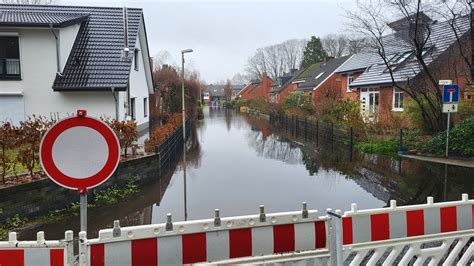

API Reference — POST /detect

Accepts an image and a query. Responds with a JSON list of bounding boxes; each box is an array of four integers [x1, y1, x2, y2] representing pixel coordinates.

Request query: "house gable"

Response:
[[0, 4, 151, 92]]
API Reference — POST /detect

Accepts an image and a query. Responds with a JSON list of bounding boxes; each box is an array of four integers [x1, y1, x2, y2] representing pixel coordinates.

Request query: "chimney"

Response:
[[122, 7, 130, 58], [388, 12, 433, 43]]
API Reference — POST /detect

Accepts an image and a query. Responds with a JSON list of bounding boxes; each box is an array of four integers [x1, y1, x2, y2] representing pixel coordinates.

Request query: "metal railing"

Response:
[[154, 119, 191, 174], [269, 112, 356, 160], [0, 58, 21, 79]]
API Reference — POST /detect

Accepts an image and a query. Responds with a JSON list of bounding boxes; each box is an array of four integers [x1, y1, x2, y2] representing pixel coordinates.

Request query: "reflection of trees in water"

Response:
[[188, 119, 203, 168], [244, 114, 303, 164], [247, 130, 303, 164], [224, 109, 232, 131]]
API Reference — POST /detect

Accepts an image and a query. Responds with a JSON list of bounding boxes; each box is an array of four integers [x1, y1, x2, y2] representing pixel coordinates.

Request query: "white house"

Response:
[[0, 4, 154, 140]]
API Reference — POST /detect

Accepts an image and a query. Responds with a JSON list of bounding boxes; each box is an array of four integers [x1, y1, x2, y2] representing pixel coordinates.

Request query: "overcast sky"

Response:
[[59, 0, 358, 83]]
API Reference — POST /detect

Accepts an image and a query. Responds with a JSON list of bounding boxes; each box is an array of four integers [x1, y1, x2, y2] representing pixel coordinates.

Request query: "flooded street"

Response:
[[151, 108, 384, 223], [19, 108, 474, 239]]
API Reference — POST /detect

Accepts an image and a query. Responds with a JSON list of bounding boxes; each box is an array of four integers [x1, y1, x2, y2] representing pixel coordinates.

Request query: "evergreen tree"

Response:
[[300, 36, 327, 69]]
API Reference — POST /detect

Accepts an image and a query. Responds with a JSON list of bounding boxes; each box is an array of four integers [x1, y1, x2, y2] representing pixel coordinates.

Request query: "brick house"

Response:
[[268, 69, 300, 104], [237, 72, 273, 101], [336, 15, 470, 123], [294, 56, 351, 100]]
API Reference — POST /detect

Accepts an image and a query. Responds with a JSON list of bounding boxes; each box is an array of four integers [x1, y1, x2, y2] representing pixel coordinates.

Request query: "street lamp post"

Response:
[[181, 49, 193, 221]]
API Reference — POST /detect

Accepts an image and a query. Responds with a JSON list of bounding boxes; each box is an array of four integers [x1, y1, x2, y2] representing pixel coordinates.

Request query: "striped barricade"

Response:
[[83, 207, 329, 265], [0, 231, 73, 266], [341, 194, 474, 265], [341, 194, 473, 245]]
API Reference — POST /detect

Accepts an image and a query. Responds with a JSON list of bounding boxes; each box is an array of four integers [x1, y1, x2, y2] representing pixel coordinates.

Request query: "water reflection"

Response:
[[242, 113, 473, 206], [151, 109, 385, 223]]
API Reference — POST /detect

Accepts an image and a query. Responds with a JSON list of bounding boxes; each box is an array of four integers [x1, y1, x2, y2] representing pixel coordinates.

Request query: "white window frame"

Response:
[[346, 74, 353, 92], [392, 87, 404, 112]]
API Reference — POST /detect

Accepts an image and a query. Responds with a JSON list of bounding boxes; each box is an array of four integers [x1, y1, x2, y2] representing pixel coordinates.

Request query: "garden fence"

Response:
[[154, 119, 191, 175], [269, 112, 408, 158]]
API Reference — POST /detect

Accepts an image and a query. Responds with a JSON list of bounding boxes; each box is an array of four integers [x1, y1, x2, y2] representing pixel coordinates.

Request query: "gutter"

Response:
[[49, 24, 61, 74]]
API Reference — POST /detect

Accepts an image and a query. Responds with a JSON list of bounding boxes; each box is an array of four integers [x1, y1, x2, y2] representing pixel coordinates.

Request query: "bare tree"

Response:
[[281, 39, 307, 70], [153, 50, 174, 70], [346, 0, 470, 132], [347, 36, 369, 54], [322, 34, 349, 57], [436, 0, 471, 73], [246, 38, 307, 80], [1, 0, 55, 4], [224, 79, 232, 101], [245, 48, 267, 80], [231, 73, 250, 85], [264, 44, 285, 80]]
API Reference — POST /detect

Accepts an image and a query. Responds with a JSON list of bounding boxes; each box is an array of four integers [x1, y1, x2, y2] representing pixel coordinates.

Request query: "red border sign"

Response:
[[40, 114, 120, 191]]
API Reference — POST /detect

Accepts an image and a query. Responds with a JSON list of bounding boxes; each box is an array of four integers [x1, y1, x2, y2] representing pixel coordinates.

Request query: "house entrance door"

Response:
[[360, 88, 379, 121]]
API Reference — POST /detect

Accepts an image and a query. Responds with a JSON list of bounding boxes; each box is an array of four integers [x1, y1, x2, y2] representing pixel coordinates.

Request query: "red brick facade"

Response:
[[240, 73, 273, 101]]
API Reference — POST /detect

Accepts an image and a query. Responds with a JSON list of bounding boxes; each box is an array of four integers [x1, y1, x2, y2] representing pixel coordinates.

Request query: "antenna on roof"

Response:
[[122, 7, 130, 58]]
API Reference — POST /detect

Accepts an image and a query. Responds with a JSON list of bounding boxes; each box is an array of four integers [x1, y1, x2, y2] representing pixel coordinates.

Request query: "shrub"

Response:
[[356, 139, 399, 155], [0, 122, 17, 183], [283, 93, 313, 113], [421, 116, 474, 156], [145, 113, 183, 152], [247, 97, 269, 113], [17, 116, 52, 177], [103, 119, 138, 157]]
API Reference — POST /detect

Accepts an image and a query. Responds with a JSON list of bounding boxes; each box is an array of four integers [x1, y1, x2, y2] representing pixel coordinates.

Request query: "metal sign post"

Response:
[[80, 190, 87, 232], [441, 84, 459, 158], [40, 110, 120, 235]]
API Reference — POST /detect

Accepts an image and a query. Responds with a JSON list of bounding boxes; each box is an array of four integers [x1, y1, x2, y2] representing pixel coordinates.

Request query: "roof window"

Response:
[[314, 72, 325, 80]]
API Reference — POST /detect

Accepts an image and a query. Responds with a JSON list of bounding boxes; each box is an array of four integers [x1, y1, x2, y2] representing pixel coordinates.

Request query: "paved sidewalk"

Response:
[[401, 154, 474, 168]]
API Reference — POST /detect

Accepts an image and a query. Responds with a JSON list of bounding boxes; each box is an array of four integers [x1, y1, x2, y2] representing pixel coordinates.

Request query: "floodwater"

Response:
[[19, 108, 474, 239]]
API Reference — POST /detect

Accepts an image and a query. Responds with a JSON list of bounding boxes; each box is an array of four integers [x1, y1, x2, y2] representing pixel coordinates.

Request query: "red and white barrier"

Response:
[[341, 194, 474, 245], [3, 196, 472, 265], [0, 231, 73, 266], [85, 209, 328, 265]]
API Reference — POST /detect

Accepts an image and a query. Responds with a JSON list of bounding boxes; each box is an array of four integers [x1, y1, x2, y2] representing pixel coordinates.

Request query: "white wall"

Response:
[[59, 24, 80, 71], [0, 27, 116, 120], [127, 27, 152, 133]]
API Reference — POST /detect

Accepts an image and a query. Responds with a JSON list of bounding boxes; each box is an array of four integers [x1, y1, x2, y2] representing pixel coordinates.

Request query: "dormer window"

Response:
[[0, 36, 21, 80]]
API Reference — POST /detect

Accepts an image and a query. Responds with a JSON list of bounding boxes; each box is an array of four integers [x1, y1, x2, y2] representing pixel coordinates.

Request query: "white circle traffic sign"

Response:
[[40, 113, 120, 191]]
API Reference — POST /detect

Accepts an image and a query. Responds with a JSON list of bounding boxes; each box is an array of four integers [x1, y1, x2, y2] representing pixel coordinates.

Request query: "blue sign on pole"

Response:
[[443, 85, 459, 103]]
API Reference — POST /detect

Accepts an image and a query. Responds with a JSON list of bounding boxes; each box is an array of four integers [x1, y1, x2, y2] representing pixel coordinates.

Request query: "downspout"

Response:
[[123, 7, 131, 118], [471, 2, 474, 84], [111, 87, 119, 121], [49, 24, 61, 73]]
